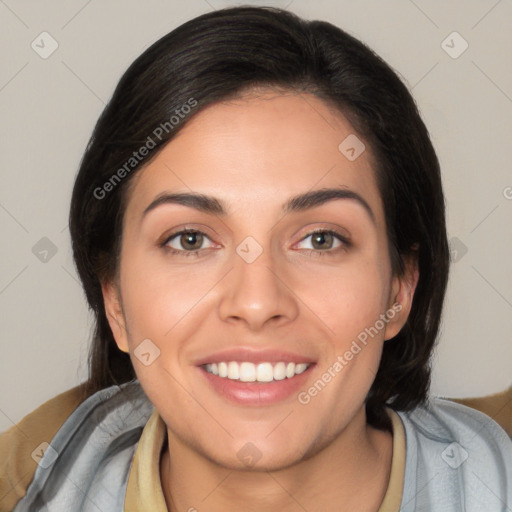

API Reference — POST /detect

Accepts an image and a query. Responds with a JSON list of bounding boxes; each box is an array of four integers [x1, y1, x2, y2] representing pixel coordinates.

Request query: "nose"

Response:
[[218, 241, 299, 331]]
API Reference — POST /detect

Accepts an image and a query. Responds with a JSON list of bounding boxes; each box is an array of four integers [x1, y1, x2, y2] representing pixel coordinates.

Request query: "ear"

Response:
[[101, 279, 130, 353], [383, 251, 419, 341]]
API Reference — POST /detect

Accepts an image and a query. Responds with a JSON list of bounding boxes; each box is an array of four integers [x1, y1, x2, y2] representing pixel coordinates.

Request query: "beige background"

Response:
[[0, 0, 511, 430]]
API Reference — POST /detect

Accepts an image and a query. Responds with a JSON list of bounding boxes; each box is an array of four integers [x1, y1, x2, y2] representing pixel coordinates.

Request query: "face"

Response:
[[103, 89, 417, 471]]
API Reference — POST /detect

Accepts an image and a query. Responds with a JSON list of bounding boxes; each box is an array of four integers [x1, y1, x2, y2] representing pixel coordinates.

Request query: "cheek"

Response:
[[119, 250, 218, 344], [294, 255, 390, 340], [117, 251, 213, 412]]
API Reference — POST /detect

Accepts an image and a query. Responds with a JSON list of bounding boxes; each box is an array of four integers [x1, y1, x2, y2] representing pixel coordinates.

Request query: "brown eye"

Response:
[[296, 229, 348, 253], [163, 229, 214, 254], [179, 231, 203, 250], [311, 231, 335, 250]]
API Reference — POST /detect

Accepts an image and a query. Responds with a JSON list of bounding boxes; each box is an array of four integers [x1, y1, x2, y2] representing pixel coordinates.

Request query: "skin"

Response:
[[102, 88, 419, 512]]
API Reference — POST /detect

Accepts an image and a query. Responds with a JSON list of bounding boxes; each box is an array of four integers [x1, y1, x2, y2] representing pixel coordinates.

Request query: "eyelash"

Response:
[[160, 228, 351, 258]]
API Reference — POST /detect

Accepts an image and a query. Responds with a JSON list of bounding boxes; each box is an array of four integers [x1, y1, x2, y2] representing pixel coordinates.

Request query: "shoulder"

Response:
[[452, 386, 512, 438], [0, 381, 153, 512], [0, 384, 86, 512], [404, 396, 512, 453], [395, 397, 512, 511]]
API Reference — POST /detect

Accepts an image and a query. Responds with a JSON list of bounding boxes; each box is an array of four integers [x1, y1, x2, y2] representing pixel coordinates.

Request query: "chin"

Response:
[[197, 434, 314, 473]]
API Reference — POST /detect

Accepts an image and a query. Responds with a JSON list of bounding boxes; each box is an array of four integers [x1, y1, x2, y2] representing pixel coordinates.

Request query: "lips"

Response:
[[193, 347, 315, 366], [194, 347, 316, 406]]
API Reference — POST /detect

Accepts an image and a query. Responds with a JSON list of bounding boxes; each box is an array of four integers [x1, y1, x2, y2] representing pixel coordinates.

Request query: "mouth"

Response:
[[196, 349, 316, 406]]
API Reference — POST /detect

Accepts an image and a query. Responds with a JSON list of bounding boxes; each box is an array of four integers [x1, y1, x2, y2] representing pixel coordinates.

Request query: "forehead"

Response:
[[124, 90, 384, 225]]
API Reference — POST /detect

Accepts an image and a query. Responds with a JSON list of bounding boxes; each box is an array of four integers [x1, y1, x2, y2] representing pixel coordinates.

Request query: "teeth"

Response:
[[239, 362, 256, 382], [256, 363, 273, 382], [295, 363, 309, 374], [204, 361, 311, 382], [218, 362, 228, 378], [273, 362, 286, 381], [227, 361, 239, 379]]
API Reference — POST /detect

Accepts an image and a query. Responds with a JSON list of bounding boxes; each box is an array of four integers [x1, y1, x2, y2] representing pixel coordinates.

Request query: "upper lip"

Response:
[[193, 347, 316, 366]]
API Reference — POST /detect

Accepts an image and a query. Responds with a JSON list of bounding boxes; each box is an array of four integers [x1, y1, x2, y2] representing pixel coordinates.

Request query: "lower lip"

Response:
[[199, 365, 315, 406]]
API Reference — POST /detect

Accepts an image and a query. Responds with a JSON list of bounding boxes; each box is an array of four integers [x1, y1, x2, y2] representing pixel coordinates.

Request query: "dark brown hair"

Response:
[[69, 6, 450, 430]]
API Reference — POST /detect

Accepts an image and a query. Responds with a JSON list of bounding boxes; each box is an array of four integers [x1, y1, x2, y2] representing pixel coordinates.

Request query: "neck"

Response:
[[160, 408, 393, 512]]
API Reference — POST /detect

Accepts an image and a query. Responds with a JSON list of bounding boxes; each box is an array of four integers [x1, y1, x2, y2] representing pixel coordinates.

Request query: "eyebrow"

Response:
[[142, 187, 376, 224]]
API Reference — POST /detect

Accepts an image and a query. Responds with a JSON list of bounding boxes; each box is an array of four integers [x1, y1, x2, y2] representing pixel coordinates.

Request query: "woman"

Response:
[[1, 6, 511, 512]]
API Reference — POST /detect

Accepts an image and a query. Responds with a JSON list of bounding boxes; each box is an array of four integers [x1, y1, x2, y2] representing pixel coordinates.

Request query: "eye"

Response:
[[160, 227, 350, 258], [162, 229, 215, 256], [295, 229, 350, 254]]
